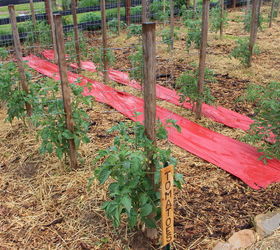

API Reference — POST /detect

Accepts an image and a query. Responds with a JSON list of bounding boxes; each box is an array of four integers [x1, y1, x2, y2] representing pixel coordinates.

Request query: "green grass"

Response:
[[0, 2, 45, 13], [0, 6, 140, 36]]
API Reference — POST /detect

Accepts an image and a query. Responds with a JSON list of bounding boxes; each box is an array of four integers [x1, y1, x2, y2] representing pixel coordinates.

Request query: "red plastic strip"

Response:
[[42, 49, 253, 131], [24, 55, 280, 189]]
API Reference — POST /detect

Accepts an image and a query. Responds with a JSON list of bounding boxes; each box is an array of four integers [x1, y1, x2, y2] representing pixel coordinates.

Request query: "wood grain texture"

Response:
[[54, 14, 78, 169]]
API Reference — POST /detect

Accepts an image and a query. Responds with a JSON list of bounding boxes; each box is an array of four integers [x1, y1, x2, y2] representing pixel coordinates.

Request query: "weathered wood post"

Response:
[[142, 0, 148, 22], [125, 0, 131, 25], [71, 0, 81, 70], [117, 0, 121, 35], [233, 0, 237, 8], [46, 0, 57, 63], [8, 5, 32, 117], [220, 0, 224, 39], [269, 0, 275, 27], [170, 0, 175, 50], [195, 0, 210, 119], [101, 0, 109, 83], [53, 14, 78, 169], [29, 0, 36, 27], [44, 0, 51, 24], [142, 22, 157, 240], [248, 0, 259, 67]]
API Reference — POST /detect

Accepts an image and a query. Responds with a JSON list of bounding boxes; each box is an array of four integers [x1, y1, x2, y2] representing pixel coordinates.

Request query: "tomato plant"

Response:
[[243, 82, 280, 161], [31, 78, 91, 160], [128, 46, 143, 81], [176, 67, 215, 109], [0, 61, 31, 123], [230, 37, 260, 66], [89, 119, 183, 228]]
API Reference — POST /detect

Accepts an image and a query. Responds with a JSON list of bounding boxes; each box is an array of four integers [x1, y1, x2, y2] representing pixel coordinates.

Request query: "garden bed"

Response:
[[1, 6, 280, 250]]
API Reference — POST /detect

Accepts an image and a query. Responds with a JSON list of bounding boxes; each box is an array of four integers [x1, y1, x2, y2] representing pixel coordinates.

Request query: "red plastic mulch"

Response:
[[42, 49, 253, 131], [24, 54, 280, 190]]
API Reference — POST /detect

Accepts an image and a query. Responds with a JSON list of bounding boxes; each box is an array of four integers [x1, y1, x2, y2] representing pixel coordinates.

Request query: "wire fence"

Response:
[[0, 0, 261, 45]]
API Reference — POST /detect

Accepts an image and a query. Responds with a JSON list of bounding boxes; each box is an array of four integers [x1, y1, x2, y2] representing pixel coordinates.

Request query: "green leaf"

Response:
[[121, 196, 132, 213], [140, 203, 153, 217], [56, 147, 64, 159], [128, 209, 138, 228], [142, 217, 157, 229], [63, 130, 74, 139], [139, 193, 149, 206], [97, 167, 111, 184]]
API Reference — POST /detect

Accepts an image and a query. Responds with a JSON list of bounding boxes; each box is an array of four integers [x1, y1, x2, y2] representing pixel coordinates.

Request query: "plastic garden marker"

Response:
[[161, 165, 174, 247]]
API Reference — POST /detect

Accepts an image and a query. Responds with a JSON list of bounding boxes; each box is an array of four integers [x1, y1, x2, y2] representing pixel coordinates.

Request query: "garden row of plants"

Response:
[[0, 0, 279, 239]]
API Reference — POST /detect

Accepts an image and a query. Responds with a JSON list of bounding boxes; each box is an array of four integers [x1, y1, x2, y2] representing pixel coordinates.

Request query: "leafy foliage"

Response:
[[243, 82, 280, 161], [90, 47, 115, 72], [80, 12, 101, 30], [150, 0, 170, 22], [0, 48, 8, 60], [62, 0, 71, 10], [180, 4, 201, 21], [176, 67, 215, 108], [210, 6, 228, 33], [161, 27, 179, 47], [108, 18, 126, 34], [127, 24, 142, 38], [65, 31, 88, 58], [128, 46, 143, 81], [182, 6, 202, 50], [89, 120, 184, 228], [30, 78, 91, 159], [230, 37, 260, 66], [19, 21, 52, 46], [243, 9, 264, 33], [78, 0, 99, 8], [0, 61, 30, 122]]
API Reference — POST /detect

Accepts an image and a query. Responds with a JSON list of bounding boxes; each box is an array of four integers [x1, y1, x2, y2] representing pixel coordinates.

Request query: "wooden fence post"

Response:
[[8, 5, 32, 117], [46, 0, 57, 63], [142, 0, 148, 22], [233, 0, 237, 8], [45, 0, 51, 24], [195, 0, 210, 120], [170, 0, 175, 50], [142, 22, 157, 240], [269, 0, 275, 28], [30, 0, 36, 27], [117, 0, 121, 34], [101, 0, 109, 83], [71, 0, 81, 70], [53, 14, 78, 169], [125, 0, 131, 25], [248, 0, 259, 67], [220, 0, 224, 39], [194, 0, 197, 12]]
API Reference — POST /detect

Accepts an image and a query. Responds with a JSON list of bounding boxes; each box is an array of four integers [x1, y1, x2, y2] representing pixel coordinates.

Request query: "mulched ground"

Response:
[[1, 5, 280, 250]]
